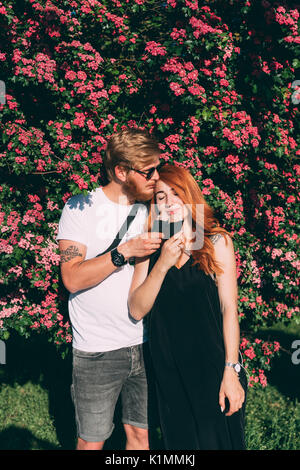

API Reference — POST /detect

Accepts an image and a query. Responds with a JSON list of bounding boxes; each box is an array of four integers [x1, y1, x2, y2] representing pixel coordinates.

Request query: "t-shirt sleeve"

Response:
[[56, 195, 89, 246]]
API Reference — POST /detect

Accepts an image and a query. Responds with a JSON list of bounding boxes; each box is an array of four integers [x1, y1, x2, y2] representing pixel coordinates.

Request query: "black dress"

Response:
[[147, 245, 247, 450]]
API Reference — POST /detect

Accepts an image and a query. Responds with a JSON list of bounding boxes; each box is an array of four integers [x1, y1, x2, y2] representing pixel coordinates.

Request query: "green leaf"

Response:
[[0, 330, 10, 340]]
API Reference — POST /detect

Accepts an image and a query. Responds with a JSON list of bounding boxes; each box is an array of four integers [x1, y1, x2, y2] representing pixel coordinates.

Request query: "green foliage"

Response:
[[0, 0, 299, 386]]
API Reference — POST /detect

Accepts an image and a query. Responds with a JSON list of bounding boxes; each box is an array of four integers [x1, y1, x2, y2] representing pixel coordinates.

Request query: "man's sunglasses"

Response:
[[127, 161, 166, 180]]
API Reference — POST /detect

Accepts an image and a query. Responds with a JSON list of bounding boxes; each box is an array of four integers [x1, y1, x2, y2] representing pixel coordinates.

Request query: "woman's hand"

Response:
[[157, 231, 185, 272], [219, 368, 245, 417]]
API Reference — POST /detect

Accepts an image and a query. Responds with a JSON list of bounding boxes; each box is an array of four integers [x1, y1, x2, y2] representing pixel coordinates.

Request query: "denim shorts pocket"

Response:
[[73, 348, 105, 360]]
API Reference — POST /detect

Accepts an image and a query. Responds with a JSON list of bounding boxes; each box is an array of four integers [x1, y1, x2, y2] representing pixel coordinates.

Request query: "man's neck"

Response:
[[102, 181, 135, 205]]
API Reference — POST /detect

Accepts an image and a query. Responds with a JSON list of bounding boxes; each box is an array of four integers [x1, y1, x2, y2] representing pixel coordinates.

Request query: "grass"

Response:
[[0, 321, 299, 450], [0, 381, 59, 450], [245, 386, 299, 450]]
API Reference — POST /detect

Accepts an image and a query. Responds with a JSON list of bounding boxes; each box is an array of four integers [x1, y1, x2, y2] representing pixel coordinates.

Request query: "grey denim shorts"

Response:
[[71, 343, 148, 443]]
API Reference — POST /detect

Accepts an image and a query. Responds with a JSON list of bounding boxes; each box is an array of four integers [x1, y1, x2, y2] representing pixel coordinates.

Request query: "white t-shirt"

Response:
[[56, 186, 149, 352]]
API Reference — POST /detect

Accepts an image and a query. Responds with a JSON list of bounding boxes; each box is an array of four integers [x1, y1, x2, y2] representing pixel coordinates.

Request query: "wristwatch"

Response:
[[110, 247, 127, 267], [225, 362, 241, 374]]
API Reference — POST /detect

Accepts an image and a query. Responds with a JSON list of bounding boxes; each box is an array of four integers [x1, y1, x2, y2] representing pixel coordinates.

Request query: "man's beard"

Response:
[[122, 176, 154, 203]]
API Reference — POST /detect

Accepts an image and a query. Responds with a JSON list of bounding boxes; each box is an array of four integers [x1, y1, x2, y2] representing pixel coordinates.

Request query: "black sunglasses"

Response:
[[127, 161, 166, 180]]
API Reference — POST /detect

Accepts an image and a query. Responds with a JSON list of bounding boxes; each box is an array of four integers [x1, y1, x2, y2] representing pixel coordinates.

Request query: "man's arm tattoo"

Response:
[[60, 245, 83, 264]]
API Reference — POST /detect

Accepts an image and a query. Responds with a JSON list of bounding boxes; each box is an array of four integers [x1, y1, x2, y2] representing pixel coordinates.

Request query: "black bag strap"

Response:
[[96, 203, 141, 257]]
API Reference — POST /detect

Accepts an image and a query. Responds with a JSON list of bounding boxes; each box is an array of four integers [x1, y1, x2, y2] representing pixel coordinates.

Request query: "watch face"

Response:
[[111, 248, 126, 266], [235, 364, 241, 373]]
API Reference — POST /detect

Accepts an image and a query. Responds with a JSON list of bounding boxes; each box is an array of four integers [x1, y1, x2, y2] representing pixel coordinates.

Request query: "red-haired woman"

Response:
[[128, 164, 247, 450]]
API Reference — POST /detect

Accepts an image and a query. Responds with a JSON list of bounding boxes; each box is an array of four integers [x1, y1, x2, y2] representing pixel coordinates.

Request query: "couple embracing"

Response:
[[57, 128, 247, 451]]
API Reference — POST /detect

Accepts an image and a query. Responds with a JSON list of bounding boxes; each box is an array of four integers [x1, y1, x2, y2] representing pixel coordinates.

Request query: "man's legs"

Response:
[[71, 345, 149, 450], [76, 437, 105, 450], [124, 424, 149, 450], [121, 344, 149, 450], [71, 348, 127, 449]]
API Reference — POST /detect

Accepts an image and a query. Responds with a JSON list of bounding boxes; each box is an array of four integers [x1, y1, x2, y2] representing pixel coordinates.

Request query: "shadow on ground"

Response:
[[0, 426, 59, 450], [0, 333, 163, 450]]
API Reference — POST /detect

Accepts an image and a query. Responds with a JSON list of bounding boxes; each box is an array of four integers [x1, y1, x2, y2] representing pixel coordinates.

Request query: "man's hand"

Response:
[[118, 232, 164, 260]]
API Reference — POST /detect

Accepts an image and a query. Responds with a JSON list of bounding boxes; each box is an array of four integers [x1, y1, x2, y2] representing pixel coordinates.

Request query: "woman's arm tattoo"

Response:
[[60, 245, 83, 264], [210, 233, 223, 245]]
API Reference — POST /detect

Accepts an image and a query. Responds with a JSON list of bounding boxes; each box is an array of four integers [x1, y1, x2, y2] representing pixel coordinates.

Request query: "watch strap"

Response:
[[225, 362, 241, 373]]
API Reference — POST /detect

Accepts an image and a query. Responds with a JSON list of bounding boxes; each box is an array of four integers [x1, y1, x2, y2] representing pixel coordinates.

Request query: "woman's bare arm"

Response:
[[128, 256, 168, 321], [128, 231, 185, 320], [213, 234, 245, 417], [214, 234, 240, 364]]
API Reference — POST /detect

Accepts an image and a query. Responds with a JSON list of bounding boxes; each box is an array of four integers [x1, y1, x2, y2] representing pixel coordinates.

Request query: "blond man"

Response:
[[57, 129, 164, 450]]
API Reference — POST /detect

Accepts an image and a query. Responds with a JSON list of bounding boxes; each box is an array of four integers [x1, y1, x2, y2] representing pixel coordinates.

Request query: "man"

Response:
[[56, 128, 163, 450]]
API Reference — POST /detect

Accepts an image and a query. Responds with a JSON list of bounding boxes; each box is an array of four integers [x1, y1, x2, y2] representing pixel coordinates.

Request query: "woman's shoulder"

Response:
[[209, 232, 233, 250], [209, 233, 225, 245]]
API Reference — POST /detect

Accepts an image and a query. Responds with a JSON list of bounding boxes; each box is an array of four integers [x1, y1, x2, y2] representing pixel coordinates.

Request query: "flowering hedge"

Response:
[[0, 0, 299, 388]]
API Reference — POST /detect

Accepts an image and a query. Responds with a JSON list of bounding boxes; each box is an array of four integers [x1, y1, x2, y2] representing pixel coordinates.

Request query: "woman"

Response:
[[128, 164, 247, 450]]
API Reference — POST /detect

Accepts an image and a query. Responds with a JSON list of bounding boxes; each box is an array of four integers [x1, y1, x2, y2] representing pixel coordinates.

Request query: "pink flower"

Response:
[[169, 82, 185, 96], [73, 112, 86, 127], [108, 85, 120, 94], [167, 0, 177, 7], [77, 71, 87, 81], [145, 41, 167, 56], [220, 79, 229, 87], [15, 156, 27, 164], [240, 338, 250, 349], [225, 154, 239, 164], [188, 84, 205, 97], [202, 188, 211, 196], [244, 347, 256, 360], [185, 0, 198, 9], [65, 70, 77, 81], [170, 28, 186, 40]]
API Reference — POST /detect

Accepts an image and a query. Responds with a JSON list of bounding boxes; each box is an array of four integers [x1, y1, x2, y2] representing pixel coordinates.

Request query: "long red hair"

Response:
[[147, 164, 231, 275]]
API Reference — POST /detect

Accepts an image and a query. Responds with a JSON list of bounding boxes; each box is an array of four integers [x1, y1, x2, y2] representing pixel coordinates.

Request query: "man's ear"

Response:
[[114, 164, 128, 182]]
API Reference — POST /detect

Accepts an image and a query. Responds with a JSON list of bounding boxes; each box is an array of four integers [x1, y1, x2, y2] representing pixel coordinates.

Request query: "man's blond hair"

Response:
[[103, 128, 161, 182]]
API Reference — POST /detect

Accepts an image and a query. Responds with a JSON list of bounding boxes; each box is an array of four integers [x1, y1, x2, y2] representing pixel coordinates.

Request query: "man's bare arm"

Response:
[[59, 240, 119, 294], [60, 245, 83, 264], [59, 232, 164, 294]]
